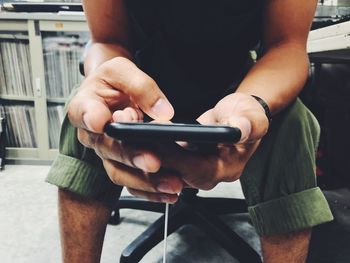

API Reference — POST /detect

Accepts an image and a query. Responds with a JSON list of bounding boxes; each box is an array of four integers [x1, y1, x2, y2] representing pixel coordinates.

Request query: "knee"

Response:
[[279, 99, 320, 152]]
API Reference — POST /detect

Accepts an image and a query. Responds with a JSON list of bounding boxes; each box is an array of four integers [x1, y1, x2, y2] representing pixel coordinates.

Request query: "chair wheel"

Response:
[[109, 209, 121, 225]]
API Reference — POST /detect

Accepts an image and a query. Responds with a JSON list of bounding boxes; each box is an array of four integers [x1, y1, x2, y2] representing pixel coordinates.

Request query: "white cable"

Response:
[[163, 203, 169, 263]]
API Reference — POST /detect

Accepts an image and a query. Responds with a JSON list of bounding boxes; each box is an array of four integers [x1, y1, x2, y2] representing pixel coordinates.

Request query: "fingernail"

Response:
[[150, 99, 174, 120], [133, 155, 147, 171]]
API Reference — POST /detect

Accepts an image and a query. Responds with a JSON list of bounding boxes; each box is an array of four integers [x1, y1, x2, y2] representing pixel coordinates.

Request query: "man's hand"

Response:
[[67, 57, 184, 203], [156, 92, 270, 190]]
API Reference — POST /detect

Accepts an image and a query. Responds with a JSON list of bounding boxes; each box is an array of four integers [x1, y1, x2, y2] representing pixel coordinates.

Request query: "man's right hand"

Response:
[[67, 57, 183, 203]]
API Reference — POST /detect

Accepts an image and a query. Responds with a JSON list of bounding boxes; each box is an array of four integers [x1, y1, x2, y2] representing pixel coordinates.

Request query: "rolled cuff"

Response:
[[46, 153, 119, 197], [248, 187, 334, 236]]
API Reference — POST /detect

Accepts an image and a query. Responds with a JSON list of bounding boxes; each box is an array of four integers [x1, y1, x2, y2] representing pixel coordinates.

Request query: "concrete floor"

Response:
[[0, 165, 260, 263]]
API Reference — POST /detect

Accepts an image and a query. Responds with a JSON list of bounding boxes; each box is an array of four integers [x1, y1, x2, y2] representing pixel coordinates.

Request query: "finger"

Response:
[[155, 143, 220, 190], [211, 93, 268, 143], [198, 109, 250, 143], [77, 128, 102, 149], [95, 135, 161, 173], [68, 87, 129, 133], [124, 107, 143, 121], [78, 127, 161, 172], [112, 107, 143, 122], [112, 110, 130, 122], [196, 109, 215, 125], [98, 57, 174, 120], [104, 159, 183, 194], [127, 188, 178, 204]]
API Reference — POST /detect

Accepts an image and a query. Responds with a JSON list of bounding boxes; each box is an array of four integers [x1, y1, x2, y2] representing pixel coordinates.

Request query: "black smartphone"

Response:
[[104, 122, 241, 144]]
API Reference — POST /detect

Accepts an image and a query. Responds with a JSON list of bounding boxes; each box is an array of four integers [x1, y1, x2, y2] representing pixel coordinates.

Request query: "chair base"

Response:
[[112, 189, 261, 263]]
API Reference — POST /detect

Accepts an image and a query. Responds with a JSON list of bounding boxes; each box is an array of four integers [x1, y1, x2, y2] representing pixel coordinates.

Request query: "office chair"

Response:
[[78, 59, 261, 263], [112, 188, 261, 263]]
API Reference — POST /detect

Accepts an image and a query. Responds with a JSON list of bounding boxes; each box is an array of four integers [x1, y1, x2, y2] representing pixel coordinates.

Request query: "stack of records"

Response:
[[47, 105, 65, 148], [43, 34, 88, 99], [0, 37, 33, 97], [0, 105, 37, 148]]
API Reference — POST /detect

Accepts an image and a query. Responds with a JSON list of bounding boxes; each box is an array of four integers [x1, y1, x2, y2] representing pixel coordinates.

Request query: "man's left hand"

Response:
[[157, 92, 270, 190]]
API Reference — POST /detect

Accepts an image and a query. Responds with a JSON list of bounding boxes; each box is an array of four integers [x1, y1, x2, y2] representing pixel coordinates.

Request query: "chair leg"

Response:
[[193, 208, 262, 263], [109, 209, 121, 225], [120, 203, 190, 263]]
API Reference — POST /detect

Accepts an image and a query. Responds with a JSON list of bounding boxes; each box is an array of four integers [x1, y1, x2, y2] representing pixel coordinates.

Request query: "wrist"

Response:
[[251, 95, 272, 124]]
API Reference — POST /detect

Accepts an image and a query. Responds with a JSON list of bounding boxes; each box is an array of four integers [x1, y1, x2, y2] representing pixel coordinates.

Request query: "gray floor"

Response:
[[0, 165, 260, 263]]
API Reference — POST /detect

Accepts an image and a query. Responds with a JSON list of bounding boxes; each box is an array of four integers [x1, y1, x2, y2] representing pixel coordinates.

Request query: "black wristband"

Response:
[[251, 95, 272, 123]]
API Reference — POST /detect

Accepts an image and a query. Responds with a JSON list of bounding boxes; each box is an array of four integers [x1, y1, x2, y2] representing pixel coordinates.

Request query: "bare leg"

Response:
[[58, 189, 112, 263], [261, 229, 311, 263]]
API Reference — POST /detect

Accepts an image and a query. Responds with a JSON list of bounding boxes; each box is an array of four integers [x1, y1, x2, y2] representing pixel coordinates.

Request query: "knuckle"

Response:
[[131, 76, 155, 97], [118, 145, 129, 165], [67, 99, 78, 124], [99, 63, 114, 78], [148, 182, 159, 193], [111, 56, 129, 66], [109, 171, 123, 186], [120, 143, 137, 167], [101, 57, 129, 78], [103, 57, 125, 71], [94, 133, 104, 147], [77, 128, 90, 147]]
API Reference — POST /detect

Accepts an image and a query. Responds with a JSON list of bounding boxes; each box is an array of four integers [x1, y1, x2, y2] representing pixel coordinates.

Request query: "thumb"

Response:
[[68, 94, 112, 133], [198, 109, 252, 143], [224, 116, 252, 143]]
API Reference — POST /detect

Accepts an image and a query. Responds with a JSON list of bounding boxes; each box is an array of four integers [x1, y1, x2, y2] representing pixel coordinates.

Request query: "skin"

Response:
[[59, 0, 318, 262]]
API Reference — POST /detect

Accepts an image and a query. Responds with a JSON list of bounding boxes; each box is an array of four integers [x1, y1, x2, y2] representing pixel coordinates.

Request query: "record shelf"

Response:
[[0, 12, 88, 163]]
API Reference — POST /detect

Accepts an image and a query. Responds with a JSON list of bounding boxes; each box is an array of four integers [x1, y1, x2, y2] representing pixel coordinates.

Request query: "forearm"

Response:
[[82, 0, 132, 76], [84, 42, 133, 76], [236, 43, 309, 115]]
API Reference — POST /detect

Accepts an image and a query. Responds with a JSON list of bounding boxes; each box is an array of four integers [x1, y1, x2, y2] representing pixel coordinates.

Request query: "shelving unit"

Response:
[[0, 12, 89, 163], [0, 95, 35, 101]]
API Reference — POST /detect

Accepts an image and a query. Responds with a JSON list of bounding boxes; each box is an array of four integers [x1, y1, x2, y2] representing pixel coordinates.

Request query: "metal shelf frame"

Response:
[[0, 95, 35, 102]]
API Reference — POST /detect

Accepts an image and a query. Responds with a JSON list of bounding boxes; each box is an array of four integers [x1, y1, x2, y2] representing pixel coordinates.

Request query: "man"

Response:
[[47, 0, 333, 262]]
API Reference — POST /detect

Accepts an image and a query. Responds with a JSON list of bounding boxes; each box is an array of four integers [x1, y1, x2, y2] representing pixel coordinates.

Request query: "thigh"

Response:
[[238, 98, 334, 236], [47, 87, 123, 209], [240, 98, 320, 206]]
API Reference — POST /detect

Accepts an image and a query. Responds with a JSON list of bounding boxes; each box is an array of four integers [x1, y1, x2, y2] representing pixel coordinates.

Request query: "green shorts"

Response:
[[46, 96, 333, 236]]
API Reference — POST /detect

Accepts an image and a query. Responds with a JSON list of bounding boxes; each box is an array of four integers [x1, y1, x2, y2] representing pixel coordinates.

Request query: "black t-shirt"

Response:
[[126, 0, 263, 121]]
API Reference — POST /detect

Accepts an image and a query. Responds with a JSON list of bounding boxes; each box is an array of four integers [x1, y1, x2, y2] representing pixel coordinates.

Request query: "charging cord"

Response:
[[163, 203, 169, 263]]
